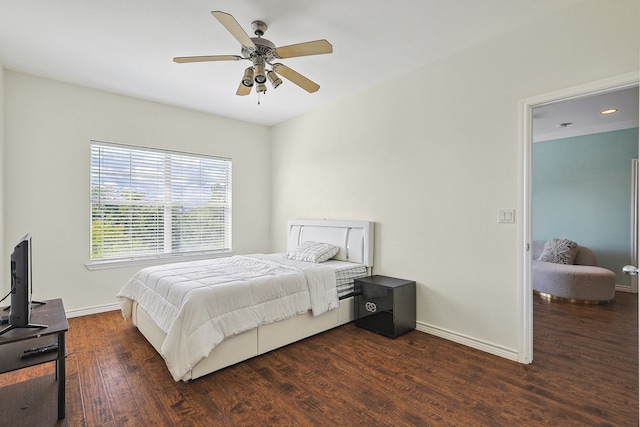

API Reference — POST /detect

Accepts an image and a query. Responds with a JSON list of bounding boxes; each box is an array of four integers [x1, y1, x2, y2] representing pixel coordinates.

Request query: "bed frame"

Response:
[[130, 219, 374, 381]]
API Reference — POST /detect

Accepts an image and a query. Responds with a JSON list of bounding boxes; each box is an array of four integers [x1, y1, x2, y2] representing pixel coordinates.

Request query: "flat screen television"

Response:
[[9, 234, 33, 327], [0, 234, 46, 335]]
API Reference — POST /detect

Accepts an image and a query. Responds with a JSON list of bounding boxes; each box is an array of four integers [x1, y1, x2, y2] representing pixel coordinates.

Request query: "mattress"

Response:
[[256, 254, 367, 299], [326, 260, 367, 298]]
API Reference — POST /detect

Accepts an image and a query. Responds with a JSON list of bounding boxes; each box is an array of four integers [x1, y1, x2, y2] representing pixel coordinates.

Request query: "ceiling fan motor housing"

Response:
[[242, 38, 276, 62]]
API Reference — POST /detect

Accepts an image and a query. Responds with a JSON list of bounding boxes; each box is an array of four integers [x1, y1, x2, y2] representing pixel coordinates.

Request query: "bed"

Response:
[[117, 219, 374, 382]]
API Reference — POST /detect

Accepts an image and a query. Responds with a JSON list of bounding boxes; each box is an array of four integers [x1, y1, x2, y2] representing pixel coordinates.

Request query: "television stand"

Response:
[[0, 299, 68, 422]]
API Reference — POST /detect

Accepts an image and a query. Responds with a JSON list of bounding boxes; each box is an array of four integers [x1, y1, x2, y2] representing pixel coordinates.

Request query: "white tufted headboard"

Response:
[[287, 219, 375, 267]]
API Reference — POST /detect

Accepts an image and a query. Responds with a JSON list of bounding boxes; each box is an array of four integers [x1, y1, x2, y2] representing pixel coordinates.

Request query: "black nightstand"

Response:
[[354, 275, 416, 338]]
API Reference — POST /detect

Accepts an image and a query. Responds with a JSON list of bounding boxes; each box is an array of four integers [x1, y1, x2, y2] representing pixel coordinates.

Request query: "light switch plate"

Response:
[[498, 209, 515, 223]]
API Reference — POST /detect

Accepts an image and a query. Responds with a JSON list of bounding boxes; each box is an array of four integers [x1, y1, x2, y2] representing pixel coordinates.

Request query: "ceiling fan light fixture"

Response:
[[241, 67, 255, 87], [256, 83, 267, 94], [267, 70, 283, 89], [254, 62, 267, 84]]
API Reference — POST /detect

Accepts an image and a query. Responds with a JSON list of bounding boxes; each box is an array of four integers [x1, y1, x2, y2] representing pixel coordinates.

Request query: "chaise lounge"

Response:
[[532, 239, 616, 303]]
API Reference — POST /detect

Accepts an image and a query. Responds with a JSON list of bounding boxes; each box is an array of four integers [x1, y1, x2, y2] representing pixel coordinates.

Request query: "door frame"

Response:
[[518, 71, 640, 363], [632, 159, 639, 293]]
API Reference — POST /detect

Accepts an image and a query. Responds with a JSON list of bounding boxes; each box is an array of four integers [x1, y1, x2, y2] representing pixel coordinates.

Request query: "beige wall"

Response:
[[3, 72, 271, 311], [270, 0, 640, 356]]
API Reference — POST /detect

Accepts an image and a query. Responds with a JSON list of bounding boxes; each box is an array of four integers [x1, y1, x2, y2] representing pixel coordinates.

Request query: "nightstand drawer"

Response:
[[358, 285, 393, 312]]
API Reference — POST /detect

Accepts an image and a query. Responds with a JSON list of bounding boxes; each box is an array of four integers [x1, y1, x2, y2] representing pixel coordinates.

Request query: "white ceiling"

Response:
[[533, 86, 639, 142], [0, 0, 611, 127]]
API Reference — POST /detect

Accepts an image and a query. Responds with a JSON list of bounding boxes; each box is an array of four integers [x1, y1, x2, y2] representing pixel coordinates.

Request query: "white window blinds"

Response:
[[90, 141, 232, 262]]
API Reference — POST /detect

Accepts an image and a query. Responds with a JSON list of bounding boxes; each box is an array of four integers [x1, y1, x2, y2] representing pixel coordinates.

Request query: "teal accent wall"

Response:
[[533, 128, 639, 286]]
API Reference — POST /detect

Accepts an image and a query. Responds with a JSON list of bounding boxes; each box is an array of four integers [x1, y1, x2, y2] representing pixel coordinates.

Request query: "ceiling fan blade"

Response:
[[211, 11, 256, 49], [236, 82, 251, 96], [272, 63, 320, 93], [274, 39, 333, 59], [173, 55, 243, 63]]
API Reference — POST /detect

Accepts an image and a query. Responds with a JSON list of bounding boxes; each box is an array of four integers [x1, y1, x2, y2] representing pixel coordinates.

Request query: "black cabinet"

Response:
[[354, 275, 416, 338]]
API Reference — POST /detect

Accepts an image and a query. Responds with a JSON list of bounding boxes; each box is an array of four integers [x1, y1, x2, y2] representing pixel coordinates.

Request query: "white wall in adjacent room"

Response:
[[3, 71, 271, 311]]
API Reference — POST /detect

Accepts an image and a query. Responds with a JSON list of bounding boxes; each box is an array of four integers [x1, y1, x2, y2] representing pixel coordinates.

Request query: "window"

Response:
[[90, 141, 232, 265]]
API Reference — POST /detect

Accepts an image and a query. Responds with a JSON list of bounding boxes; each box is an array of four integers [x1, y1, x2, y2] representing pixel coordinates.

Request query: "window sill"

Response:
[[85, 251, 235, 271]]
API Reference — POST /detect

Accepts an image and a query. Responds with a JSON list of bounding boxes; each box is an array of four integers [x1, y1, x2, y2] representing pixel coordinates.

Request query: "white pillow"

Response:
[[285, 241, 339, 263]]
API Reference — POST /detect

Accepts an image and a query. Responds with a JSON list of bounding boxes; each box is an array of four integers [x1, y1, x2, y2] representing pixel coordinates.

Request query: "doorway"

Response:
[[533, 86, 639, 290], [518, 72, 640, 363]]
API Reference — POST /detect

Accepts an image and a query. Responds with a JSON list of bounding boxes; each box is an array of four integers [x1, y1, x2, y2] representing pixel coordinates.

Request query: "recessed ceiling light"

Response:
[[601, 108, 618, 115]]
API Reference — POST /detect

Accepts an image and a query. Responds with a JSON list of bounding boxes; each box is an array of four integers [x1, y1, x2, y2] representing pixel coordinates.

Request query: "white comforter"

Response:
[[116, 254, 338, 381]]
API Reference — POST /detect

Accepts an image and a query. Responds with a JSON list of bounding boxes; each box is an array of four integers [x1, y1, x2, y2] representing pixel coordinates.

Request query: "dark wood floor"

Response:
[[1, 292, 637, 426]]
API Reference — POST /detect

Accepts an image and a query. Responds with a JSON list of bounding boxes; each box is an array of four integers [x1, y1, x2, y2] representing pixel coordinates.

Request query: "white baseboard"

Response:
[[65, 302, 120, 318], [415, 321, 519, 362]]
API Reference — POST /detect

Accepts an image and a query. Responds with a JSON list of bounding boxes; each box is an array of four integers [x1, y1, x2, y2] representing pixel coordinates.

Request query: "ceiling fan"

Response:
[[173, 11, 333, 98]]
